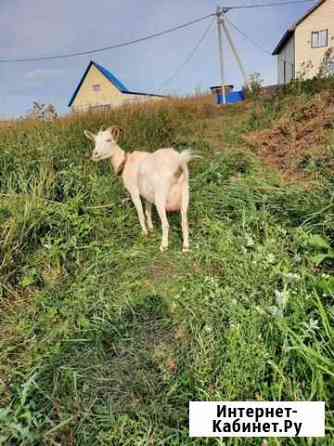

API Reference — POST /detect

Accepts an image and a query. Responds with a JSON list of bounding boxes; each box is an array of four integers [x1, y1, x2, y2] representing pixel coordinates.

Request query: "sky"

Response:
[[0, 0, 318, 118]]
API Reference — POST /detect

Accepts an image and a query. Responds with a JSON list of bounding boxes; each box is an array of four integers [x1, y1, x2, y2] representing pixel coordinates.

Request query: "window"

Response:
[[311, 30, 328, 48], [92, 84, 101, 92]]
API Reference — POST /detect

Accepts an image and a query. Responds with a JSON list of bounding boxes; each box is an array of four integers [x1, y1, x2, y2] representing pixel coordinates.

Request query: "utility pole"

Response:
[[216, 6, 226, 105], [216, 5, 250, 103]]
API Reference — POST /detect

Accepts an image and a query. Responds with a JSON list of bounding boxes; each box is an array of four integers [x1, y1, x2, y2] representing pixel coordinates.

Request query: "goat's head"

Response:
[[84, 126, 123, 161]]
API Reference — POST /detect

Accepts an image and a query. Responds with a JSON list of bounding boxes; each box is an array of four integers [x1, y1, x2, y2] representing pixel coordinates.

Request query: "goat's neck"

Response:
[[111, 145, 126, 175]]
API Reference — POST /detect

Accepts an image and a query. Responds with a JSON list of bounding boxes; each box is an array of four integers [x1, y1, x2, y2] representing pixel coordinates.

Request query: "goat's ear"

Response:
[[84, 130, 96, 141], [108, 126, 124, 142]]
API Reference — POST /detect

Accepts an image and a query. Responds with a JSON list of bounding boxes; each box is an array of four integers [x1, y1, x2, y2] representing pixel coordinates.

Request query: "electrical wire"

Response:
[[224, 16, 272, 56], [223, 0, 316, 10], [225, 15, 296, 69], [0, 13, 214, 63], [0, 0, 317, 64], [157, 18, 215, 91]]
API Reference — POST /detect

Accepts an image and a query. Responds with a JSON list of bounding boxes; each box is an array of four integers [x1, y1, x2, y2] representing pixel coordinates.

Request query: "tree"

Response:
[[318, 47, 334, 79], [27, 102, 58, 121]]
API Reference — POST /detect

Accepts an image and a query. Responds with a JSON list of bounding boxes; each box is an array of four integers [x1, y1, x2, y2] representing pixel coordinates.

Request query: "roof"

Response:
[[272, 0, 327, 55], [68, 60, 165, 107], [210, 85, 234, 90], [122, 90, 166, 98], [93, 61, 129, 92]]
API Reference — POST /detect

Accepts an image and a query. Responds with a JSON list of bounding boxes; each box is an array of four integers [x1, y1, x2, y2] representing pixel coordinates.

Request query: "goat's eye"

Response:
[[106, 139, 112, 142]]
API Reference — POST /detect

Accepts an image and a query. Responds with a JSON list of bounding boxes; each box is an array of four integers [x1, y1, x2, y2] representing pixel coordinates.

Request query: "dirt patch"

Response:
[[243, 92, 334, 180], [150, 257, 178, 284]]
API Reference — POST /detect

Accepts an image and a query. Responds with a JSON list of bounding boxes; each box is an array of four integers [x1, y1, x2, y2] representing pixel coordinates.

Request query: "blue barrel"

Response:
[[217, 90, 245, 105]]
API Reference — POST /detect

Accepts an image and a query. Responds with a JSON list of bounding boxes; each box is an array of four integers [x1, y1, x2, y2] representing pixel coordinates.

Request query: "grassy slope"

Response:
[[0, 87, 334, 445]]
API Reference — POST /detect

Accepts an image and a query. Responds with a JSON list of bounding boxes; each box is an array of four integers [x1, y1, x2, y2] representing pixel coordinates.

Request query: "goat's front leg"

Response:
[[145, 201, 154, 232], [130, 191, 148, 236], [155, 195, 169, 252]]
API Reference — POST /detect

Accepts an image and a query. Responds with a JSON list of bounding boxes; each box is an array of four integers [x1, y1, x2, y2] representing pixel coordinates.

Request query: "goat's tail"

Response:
[[179, 149, 200, 182], [179, 149, 201, 165]]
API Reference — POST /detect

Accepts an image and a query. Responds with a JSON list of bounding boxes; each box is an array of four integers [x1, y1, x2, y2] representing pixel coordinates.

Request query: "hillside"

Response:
[[1, 81, 334, 445]]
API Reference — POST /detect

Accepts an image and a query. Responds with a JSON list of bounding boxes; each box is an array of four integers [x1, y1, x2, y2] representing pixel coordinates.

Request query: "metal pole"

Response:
[[222, 18, 249, 88], [216, 6, 226, 105]]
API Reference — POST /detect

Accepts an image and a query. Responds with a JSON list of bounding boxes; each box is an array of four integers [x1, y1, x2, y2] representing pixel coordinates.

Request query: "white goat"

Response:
[[84, 126, 197, 252]]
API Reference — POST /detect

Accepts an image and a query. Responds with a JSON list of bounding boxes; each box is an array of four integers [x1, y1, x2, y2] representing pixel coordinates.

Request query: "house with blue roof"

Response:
[[68, 60, 165, 112]]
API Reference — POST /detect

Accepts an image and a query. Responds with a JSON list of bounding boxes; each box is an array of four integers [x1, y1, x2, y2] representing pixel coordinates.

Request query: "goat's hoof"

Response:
[[160, 245, 168, 252], [182, 247, 190, 253]]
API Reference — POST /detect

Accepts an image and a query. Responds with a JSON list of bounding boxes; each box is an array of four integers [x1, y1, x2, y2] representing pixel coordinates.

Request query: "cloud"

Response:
[[24, 68, 64, 82], [5, 68, 64, 97], [0, 0, 318, 118]]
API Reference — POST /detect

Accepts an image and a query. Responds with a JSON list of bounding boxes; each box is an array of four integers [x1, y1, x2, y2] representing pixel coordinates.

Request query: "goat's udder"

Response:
[[166, 205, 181, 213]]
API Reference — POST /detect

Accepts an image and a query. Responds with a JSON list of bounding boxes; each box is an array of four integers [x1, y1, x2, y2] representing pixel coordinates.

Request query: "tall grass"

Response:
[[0, 91, 333, 445]]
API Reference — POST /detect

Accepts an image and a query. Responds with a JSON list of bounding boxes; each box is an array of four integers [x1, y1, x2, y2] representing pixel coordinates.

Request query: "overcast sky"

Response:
[[0, 0, 317, 118]]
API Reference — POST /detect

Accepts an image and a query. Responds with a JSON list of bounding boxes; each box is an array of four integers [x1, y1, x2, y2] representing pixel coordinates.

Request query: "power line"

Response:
[[225, 16, 295, 67], [0, 13, 214, 64], [157, 18, 215, 91], [224, 16, 272, 56], [0, 0, 317, 64], [222, 0, 316, 10]]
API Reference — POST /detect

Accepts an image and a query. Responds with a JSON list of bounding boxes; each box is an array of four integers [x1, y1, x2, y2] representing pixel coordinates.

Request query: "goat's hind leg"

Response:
[[155, 193, 169, 252], [181, 180, 190, 252]]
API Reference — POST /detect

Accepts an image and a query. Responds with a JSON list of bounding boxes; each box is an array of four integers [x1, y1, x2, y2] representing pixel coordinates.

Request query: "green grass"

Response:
[[0, 91, 334, 445]]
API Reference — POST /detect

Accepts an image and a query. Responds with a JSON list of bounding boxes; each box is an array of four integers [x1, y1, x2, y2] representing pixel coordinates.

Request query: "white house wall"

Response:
[[295, 0, 334, 78], [277, 35, 295, 84]]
